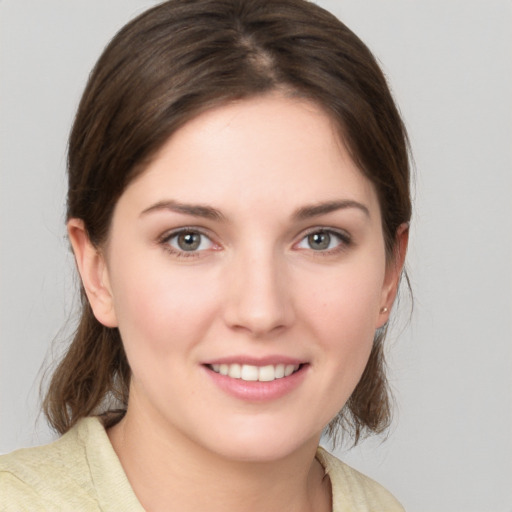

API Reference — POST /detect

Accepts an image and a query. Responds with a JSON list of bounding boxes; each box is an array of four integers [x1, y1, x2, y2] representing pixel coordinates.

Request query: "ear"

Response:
[[67, 218, 118, 328], [376, 222, 409, 328]]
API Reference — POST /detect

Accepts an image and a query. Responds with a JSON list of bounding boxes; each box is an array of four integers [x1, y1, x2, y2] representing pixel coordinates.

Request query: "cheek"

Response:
[[300, 264, 384, 420], [108, 251, 221, 359], [301, 257, 385, 363]]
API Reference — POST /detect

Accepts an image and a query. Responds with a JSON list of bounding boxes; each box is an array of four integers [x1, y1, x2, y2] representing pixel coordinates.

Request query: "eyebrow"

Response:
[[140, 200, 226, 221], [293, 200, 370, 220], [140, 198, 369, 222]]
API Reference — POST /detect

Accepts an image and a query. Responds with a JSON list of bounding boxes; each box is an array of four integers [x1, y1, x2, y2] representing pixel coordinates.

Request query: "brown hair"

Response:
[[43, 0, 411, 444]]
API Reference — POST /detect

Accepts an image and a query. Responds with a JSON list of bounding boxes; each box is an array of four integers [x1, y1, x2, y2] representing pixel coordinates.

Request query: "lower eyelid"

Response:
[[158, 228, 351, 256], [160, 228, 217, 253], [296, 229, 351, 249]]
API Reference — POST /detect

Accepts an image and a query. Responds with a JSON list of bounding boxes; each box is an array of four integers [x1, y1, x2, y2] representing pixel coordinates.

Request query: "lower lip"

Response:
[[203, 364, 308, 402]]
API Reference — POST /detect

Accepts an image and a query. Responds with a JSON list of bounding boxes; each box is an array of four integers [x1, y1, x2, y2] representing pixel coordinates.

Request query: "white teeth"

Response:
[[209, 363, 300, 382], [258, 365, 276, 382], [275, 364, 285, 378], [228, 363, 241, 379], [284, 364, 296, 377], [241, 365, 259, 381]]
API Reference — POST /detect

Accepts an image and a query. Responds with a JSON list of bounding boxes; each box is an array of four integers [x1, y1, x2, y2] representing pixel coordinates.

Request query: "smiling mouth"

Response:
[[207, 363, 302, 382]]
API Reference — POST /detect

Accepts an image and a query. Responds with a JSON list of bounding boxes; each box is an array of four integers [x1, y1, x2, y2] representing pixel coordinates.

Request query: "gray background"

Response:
[[1, 1, 511, 511]]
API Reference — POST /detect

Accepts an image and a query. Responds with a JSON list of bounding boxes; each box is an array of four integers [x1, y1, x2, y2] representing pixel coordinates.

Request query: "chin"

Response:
[[193, 422, 322, 463]]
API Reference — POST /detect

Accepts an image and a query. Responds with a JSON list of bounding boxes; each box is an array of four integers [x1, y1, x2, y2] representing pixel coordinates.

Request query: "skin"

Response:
[[68, 93, 407, 512]]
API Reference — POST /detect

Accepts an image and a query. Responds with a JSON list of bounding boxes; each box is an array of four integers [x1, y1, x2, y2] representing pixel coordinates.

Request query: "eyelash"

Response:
[[159, 227, 217, 258], [158, 227, 352, 258], [295, 228, 352, 255]]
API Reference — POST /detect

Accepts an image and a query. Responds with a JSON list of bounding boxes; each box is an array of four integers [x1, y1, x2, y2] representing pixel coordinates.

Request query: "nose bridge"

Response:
[[223, 240, 293, 336]]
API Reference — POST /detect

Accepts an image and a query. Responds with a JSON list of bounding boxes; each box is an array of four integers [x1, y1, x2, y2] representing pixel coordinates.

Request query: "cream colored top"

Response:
[[0, 417, 404, 511]]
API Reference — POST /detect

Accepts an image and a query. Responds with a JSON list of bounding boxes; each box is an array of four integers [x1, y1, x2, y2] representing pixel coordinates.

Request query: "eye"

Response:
[[163, 229, 215, 254], [296, 229, 350, 252]]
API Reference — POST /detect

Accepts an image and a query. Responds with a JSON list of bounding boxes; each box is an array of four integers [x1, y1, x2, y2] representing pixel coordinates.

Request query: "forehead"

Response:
[[119, 93, 379, 219]]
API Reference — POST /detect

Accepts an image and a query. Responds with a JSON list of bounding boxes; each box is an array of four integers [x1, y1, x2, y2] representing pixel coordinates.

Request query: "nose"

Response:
[[222, 245, 295, 338]]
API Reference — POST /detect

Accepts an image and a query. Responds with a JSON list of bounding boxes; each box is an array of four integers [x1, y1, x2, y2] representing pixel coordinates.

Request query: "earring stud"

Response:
[[380, 306, 388, 314]]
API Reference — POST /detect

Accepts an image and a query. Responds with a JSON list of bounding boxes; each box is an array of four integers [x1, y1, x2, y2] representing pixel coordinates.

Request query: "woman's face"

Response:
[[95, 94, 398, 461]]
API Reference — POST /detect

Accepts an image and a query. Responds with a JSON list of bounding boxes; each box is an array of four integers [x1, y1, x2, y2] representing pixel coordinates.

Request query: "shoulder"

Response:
[[0, 417, 141, 511], [316, 447, 405, 512], [0, 418, 102, 511]]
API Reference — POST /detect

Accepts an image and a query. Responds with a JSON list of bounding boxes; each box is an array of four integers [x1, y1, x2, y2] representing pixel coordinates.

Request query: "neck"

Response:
[[108, 404, 331, 512]]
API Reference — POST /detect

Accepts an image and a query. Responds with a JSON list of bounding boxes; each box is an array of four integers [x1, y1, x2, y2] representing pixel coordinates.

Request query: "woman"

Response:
[[0, 0, 410, 510]]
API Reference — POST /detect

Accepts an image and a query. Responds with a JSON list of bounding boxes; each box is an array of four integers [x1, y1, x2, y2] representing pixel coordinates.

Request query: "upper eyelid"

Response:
[[292, 227, 353, 253], [159, 226, 215, 242], [157, 225, 352, 249], [297, 226, 352, 241], [158, 227, 219, 258]]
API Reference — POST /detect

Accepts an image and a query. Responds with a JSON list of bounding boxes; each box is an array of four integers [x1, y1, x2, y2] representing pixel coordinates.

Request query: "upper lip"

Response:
[[202, 355, 306, 366]]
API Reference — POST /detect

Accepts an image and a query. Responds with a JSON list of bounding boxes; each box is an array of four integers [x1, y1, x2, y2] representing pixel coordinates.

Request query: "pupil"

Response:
[[309, 232, 330, 250], [178, 232, 200, 251]]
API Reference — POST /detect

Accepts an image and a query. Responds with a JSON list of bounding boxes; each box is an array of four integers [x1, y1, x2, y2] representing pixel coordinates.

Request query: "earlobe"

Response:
[[67, 218, 118, 328], [376, 222, 409, 328]]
